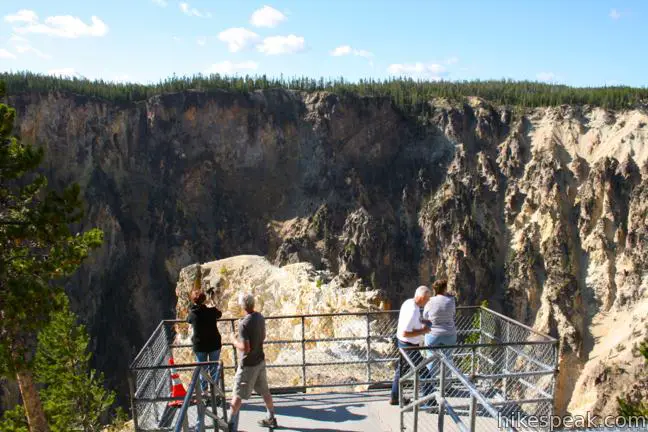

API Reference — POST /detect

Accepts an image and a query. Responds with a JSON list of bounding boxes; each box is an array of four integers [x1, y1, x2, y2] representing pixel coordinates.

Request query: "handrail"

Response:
[[399, 347, 520, 432], [131, 307, 557, 431], [131, 359, 220, 371], [173, 361, 228, 432], [130, 321, 165, 369], [162, 305, 475, 323], [174, 366, 202, 432], [399, 340, 556, 350], [400, 391, 470, 432], [479, 306, 558, 343]]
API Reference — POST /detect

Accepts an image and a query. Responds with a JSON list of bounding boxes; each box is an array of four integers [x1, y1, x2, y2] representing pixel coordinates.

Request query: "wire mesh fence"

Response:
[[398, 308, 558, 432], [129, 309, 403, 430], [167, 310, 405, 393], [128, 306, 558, 431]]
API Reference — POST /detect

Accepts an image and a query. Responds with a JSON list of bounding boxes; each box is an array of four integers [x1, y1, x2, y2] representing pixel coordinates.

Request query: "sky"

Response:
[[0, 0, 646, 87]]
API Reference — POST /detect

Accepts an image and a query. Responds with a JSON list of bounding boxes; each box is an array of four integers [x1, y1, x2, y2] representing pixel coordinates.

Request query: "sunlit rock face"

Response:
[[6, 88, 648, 415]]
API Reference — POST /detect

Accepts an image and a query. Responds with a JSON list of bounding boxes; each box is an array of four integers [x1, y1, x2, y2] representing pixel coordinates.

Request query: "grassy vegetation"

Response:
[[2, 71, 648, 110]]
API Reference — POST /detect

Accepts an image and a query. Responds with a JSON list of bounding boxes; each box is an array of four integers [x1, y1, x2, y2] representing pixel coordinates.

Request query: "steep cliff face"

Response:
[[5, 89, 648, 415]]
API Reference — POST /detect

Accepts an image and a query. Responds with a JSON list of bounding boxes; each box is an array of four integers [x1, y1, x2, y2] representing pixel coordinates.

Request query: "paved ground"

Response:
[[153, 389, 502, 431], [144, 392, 648, 431], [237, 389, 395, 432]]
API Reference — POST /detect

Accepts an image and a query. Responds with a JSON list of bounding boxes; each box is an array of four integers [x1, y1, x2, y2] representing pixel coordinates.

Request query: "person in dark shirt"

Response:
[[186, 291, 222, 392], [227, 292, 277, 431]]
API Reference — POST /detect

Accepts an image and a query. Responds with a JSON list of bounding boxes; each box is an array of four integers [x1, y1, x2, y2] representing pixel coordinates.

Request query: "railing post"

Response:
[[220, 362, 228, 425], [182, 409, 189, 432], [469, 394, 477, 431], [413, 367, 419, 432], [503, 321, 510, 401], [438, 398, 445, 432], [196, 386, 205, 432], [471, 345, 476, 378], [439, 356, 446, 432], [230, 320, 238, 367], [476, 307, 483, 376], [439, 357, 446, 400], [210, 368, 217, 421], [366, 313, 372, 383], [301, 316, 307, 390], [128, 370, 139, 432], [399, 352, 405, 431]]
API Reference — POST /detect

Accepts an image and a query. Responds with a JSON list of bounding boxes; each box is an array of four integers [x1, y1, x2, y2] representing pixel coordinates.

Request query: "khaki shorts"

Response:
[[232, 360, 270, 399]]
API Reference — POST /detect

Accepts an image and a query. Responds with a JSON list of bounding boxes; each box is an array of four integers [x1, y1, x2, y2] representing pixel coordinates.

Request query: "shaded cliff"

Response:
[[4, 89, 648, 416]]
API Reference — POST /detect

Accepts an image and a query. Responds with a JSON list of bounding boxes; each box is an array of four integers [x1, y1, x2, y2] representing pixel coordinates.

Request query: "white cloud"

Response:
[[205, 60, 258, 75], [445, 56, 459, 65], [179, 2, 211, 18], [387, 62, 447, 80], [9, 34, 27, 43], [5, 10, 108, 38], [48, 68, 78, 77], [331, 45, 351, 56], [609, 8, 621, 19], [0, 49, 16, 59], [197, 37, 207, 46], [257, 35, 305, 55], [218, 27, 259, 52], [8, 34, 51, 59], [330, 45, 373, 59], [4, 9, 37, 23], [152, 0, 167, 7], [14, 44, 50, 59], [536, 72, 556, 82], [250, 5, 286, 28]]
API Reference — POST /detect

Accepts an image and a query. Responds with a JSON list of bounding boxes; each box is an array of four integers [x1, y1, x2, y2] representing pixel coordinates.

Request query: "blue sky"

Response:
[[0, 0, 646, 87]]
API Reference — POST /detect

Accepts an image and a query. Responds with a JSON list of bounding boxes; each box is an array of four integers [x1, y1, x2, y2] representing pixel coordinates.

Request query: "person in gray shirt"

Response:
[[227, 292, 277, 431], [422, 279, 457, 403]]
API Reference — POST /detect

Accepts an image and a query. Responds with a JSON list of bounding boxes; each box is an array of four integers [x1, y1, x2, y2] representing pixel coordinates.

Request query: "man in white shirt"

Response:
[[390, 285, 432, 405]]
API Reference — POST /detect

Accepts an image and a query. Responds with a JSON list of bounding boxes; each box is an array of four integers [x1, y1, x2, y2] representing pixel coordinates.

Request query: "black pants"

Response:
[[391, 340, 432, 401]]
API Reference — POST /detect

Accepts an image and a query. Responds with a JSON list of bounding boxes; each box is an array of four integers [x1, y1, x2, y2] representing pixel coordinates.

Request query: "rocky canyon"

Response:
[[3, 88, 647, 419]]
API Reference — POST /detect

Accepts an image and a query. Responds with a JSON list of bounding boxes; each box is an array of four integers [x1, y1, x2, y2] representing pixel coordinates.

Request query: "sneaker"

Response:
[[258, 416, 278, 428], [389, 397, 411, 406]]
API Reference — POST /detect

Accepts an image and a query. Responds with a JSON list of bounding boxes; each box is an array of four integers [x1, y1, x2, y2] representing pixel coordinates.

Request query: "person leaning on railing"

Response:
[[187, 290, 223, 393], [390, 285, 432, 406], [422, 279, 457, 399]]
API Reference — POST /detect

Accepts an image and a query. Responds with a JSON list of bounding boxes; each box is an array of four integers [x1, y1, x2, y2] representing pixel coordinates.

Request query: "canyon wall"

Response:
[[4, 89, 647, 416]]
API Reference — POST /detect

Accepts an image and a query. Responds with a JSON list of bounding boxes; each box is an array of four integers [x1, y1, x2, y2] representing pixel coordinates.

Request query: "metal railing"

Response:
[[172, 362, 229, 432], [128, 305, 559, 431], [398, 308, 559, 432], [129, 309, 404, 430]]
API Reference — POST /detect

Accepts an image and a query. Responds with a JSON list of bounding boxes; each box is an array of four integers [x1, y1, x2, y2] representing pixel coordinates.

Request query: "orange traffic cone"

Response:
[[168, 357, 187, 407]]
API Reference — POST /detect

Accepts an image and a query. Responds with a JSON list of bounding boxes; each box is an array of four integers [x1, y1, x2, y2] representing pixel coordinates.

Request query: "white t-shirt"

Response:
[[423, 295, 457, 336], [397, 298, 425, 344]]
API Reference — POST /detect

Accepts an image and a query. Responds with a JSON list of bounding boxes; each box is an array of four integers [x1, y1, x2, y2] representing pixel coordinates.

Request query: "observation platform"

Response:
[[127, 306, 644, 431]]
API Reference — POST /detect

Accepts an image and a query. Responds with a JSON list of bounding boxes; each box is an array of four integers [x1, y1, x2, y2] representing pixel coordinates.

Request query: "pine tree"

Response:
[[0, 295, 121, 432], [0, 405, 28, 432], [0, 81, 103, 431], [34, 294, 116, 432]]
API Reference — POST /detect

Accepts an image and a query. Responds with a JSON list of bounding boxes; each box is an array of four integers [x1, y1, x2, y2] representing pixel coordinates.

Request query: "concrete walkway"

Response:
[[155, 389, 504, 431], [237, 389, 399, 432]]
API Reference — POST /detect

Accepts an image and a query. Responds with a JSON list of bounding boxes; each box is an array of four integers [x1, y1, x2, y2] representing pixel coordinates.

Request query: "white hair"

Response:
[[238, 292, 255, 310], [415, 285, 431, 298]]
